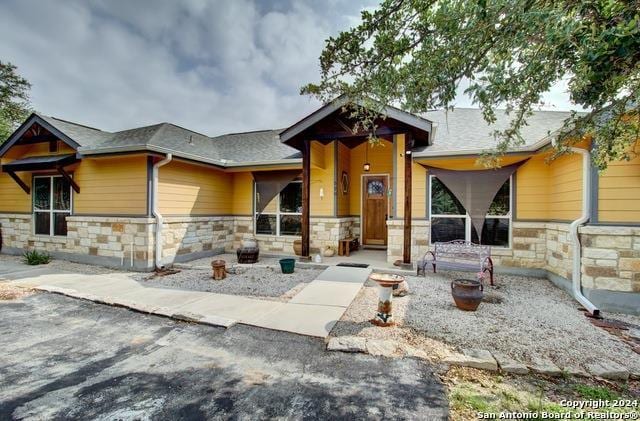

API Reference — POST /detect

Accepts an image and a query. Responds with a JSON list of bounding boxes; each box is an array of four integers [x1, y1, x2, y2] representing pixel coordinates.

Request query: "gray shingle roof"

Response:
[[417, 108, 576, 155], [34, 107, 578, 167]]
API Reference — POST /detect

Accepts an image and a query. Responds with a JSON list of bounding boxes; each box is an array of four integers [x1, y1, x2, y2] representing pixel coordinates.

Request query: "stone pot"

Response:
[[293, 240, 303, 256], [323, 246, 335, 257], [451, 278, 483, 311]]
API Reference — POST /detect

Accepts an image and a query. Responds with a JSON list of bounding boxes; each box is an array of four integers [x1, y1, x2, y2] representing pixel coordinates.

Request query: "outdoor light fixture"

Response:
[[319, 187, 324, 199], [363, 141, 371, 172]]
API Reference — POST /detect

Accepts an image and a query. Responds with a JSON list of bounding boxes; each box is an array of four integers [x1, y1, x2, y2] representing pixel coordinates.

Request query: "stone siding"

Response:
[[387, 219, 430, 263], [160, 216, 235, 264], [232, 216, 359, 256], [0, 213, 154, 270]]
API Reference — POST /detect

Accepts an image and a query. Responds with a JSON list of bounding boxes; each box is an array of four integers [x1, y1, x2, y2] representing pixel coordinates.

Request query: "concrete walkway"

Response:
[[3, 263, 371, 338]]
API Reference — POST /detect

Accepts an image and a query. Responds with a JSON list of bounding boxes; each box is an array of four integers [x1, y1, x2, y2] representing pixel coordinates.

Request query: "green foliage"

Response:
[[23, 249, 51, 265], [303, 0, 640, 170], [574, 384, 620, 400], [0, 61, 31, 143]]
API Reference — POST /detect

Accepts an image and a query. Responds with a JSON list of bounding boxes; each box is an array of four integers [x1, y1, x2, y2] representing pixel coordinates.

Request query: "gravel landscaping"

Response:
[[135, 264, 323, 301], [333, 271, 640, 373]]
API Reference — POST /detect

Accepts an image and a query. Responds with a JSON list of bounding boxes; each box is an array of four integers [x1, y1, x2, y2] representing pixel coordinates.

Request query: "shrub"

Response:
[[23, 249, 51, 265]]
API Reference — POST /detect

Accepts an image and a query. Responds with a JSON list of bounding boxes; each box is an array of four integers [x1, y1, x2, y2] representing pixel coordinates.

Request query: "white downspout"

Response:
[[552, 140, 600, 316], [152, 153, 172, 270]]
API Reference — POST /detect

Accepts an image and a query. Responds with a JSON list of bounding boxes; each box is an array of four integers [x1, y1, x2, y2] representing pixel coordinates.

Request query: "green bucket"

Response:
[[279, 258, 295, 274]]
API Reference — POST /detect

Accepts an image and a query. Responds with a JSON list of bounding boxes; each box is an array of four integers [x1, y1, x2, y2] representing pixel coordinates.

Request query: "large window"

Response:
[[255, 181, 302, 236], [429, 176, 511, 247], [33, 175, 72, 236]]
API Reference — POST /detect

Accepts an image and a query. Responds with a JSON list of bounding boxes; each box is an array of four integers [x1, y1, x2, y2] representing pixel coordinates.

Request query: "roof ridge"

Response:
[[161, 122, 212, 139], [112, 122, 166, 134], [41, 114, 106, 132], [214, 128, 282, 137]]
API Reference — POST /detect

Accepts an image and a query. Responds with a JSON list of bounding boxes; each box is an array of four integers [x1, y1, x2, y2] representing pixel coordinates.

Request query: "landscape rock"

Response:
[[444, 349, 498, 371], [327, 336, 367, 353], [564, 365, 590, 378], [402, 345, 429, 360], [529, 357, 562, 376], [492, 352, 529, 374], [585, 361, 629, 380], [366, 339, 402, 357], [393, 280, 410, 297]]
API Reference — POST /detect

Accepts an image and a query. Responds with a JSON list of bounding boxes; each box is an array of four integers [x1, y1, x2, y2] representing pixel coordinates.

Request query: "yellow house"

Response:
[[1, 97, 638, 313]]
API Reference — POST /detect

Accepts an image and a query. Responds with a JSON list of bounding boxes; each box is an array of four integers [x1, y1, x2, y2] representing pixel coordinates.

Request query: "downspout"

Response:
[[152, 153, 172, 270], [552, 139, 599, 316]]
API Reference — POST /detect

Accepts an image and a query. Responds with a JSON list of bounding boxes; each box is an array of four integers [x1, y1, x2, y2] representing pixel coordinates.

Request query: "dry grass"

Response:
[[443, 367, 639, 420], [0, 284, 34, 301]]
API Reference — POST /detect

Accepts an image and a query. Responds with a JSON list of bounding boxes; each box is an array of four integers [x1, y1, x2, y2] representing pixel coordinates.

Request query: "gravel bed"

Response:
[[136, 265, 323, 300], [0, 254, 127, 275], [179, 253, 294, 269], [334, 271, 640, 371]]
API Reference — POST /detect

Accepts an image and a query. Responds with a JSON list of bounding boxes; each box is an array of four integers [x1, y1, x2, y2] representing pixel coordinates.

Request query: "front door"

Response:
[[362, 175, 388, 246]]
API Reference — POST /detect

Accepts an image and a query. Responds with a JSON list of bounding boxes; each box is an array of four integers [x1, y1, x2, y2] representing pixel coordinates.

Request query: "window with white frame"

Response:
[[429, 176, 511, 247], [33, 175, 72, 236], [255, 181, 302, 236]]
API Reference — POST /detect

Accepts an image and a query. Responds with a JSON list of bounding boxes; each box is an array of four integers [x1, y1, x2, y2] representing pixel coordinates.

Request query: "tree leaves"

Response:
[[0, 61, 31, 143], [304, 0, 640, 170]]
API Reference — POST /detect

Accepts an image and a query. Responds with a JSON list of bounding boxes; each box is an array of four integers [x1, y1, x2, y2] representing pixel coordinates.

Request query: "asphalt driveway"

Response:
[[0, 292, 447, 420]]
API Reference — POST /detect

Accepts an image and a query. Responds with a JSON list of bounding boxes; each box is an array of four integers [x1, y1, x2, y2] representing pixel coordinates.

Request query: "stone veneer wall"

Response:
[[0, 213, 154, 270], [387, 219, 430, 263], [232, 216, 359, 255], [159, 216, 235, 265]]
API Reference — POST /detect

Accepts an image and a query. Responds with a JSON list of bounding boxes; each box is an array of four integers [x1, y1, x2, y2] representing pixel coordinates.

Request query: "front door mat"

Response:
[[336, 263, 370, 268]]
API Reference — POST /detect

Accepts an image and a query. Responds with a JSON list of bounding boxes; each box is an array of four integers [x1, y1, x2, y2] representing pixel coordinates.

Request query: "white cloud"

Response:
[[0, 0, 578, 137]]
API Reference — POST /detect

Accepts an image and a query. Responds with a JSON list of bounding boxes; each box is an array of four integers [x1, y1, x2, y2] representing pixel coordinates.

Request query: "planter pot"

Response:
[[292, 240, 302, 256], [451, 279, 483, 311], [279, 258, 296, 274], [323, 247, 335, 257], [211, 259, 226, 280]]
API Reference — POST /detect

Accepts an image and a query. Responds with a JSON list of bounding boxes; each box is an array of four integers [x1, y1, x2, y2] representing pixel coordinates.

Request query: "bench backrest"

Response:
[[433, 240, 491, 263]]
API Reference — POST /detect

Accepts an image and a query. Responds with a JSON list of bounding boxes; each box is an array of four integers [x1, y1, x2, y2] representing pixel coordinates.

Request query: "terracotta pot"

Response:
[[451, 278, 483, 311], [293, 240, 303, 256], [211, 259, 226, 280]]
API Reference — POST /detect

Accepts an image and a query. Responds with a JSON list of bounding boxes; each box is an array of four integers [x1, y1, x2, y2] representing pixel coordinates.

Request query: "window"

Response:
[[429, 176, 511, 247], [255, 181, 302, 236], [33, 175, 72, 236]]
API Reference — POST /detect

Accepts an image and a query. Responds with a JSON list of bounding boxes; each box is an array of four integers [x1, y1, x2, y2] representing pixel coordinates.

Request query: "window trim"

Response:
[[428, 174, 513, 248], [32, 174, 73, 237], [254, 180, 302, 237]]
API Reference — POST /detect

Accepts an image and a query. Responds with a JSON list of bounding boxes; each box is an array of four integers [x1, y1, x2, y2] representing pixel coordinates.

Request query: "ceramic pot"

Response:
[[293, 240, 303, 256], [211, 259, 226, 280], [323, 246, 335, 257], [451, 278, 483, 311]]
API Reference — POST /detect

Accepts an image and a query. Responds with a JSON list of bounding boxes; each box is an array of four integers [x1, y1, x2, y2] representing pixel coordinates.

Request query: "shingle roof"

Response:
[[417, 108, 576, 155], [30, 107, 578, 166]]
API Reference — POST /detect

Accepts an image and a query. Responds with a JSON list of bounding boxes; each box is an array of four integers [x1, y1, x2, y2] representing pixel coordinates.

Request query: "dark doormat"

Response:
[[336, 263, 370, 268]]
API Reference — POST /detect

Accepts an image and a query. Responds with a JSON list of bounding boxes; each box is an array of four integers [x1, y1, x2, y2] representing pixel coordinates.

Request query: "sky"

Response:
[[0, 0, 577, 136]]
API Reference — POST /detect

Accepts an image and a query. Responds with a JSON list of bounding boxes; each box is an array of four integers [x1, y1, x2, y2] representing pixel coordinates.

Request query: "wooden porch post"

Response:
[[403, 132, 413, 263], [301, 140, 311, 258]]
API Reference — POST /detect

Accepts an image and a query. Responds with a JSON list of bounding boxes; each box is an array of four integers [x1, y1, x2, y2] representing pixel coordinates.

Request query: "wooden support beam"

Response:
[[301, 140, 311, 258], [56, 166, 80, 193], [7, 171, 30, 194], [403, 132, 413, 264]]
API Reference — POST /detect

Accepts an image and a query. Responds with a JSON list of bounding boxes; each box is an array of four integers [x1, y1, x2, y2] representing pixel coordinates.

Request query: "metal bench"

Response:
[[417, 240, 494, 285]]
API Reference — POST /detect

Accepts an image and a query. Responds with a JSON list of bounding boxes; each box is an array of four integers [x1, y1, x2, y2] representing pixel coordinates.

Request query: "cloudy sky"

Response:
[[0, 0, 577, 136]]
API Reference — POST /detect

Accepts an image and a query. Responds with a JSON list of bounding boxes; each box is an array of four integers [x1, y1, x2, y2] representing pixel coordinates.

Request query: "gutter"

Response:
[[78, 145, 301, 169], [551, 138, 600, 316], [152, 153, 172, 270]]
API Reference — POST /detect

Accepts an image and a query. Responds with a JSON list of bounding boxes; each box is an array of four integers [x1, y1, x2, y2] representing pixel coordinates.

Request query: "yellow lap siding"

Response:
[[598, 141, 640, 223], [158, 160, 232, 215], [309, 141, 335, 216], [231, 172, 254, 215], [336, 142, 351, 217], [548, 154, 583, 221], [0, 169, 31, 213], [73, 155, 147, 215]]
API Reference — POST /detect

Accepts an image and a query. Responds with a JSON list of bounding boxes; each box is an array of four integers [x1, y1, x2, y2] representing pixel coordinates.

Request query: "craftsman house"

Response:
[[0, 96, 639, 313]]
